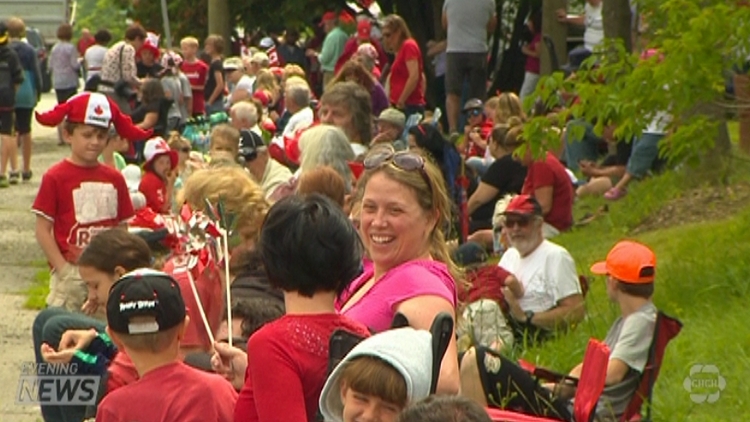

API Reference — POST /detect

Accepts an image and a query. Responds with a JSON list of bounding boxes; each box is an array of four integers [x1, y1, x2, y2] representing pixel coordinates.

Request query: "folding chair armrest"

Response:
[[518, 359, 579, 387]]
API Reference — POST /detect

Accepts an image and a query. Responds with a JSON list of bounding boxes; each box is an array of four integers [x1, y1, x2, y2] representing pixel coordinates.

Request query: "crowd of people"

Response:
[[0, 1, 674, 421]]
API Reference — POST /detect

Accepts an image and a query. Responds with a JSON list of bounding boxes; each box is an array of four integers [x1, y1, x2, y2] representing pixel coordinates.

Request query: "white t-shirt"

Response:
[[584, 2, 604, 52], [498, 240, 581, 313], [282, 107, 314, 139], [84, 45, 108, 80]]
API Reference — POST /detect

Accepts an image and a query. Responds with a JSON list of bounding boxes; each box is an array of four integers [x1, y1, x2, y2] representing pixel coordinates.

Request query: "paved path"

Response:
[[0, 92, 69, 421]]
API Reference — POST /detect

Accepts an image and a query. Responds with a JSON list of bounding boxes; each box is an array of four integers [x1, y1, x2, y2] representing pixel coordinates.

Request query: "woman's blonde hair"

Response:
[[178, 167, 269, 244], [283, 64, 306, 81], [357, 148, 461, 282], [494, 93, 526, 124], [167, 131, 191, 151], [382, 14, 412, 46], [210, 124, 240, 156], [255, 69, 280, 97], [490, 116, 525, 149]]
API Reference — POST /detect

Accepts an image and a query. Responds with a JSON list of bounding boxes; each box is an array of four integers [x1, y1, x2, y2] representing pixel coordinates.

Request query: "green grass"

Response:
[[24, 269, 50, 310], [514, 167, 750, 420]]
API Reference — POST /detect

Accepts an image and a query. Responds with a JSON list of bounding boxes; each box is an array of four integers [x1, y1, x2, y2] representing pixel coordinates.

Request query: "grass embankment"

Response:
[[522, 163, 750, 421]]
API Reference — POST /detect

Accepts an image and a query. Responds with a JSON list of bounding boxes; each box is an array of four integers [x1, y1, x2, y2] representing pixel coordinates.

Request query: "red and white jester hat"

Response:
[[35, 92, 153, 141]]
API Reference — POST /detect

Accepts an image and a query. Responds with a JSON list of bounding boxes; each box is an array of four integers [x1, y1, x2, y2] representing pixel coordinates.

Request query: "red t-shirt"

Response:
[[106, 351, 139, 394], [139, 170, 168, 214], [389, 38, 425, 106], [234, 314, 371, 422], [522, 152, 574, 232], [525, 33, 542, 74], [96, 361, 237, 422], [32, 160, 134, 264], [181, 59, 209, 115]]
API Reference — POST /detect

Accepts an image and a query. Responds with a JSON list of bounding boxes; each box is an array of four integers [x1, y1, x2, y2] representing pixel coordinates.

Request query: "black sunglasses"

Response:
[[503, 216, 532, 229], [466, 108, 483, 117], [363, 146, 433, 194]]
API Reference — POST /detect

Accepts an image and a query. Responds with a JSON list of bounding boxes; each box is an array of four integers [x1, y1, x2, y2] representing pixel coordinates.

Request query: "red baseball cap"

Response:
[[503, 195, 542, 217], [357, 20, 372, 39], [320, 11, 338, 25], [590, 240, 656, 284]]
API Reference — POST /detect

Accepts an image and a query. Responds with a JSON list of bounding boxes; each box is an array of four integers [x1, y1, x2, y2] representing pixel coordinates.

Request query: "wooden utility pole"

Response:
[[602, 0, 633, 53], [208, 0, 231, 49], [541, 0, 568, 75]]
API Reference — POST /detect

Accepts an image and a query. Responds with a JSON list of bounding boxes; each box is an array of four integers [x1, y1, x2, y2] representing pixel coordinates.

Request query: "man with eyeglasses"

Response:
[[497, 195, 585, 342]]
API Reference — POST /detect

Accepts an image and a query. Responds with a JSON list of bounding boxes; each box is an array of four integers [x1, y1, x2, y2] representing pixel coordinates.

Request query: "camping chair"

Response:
[[620, 312, 683, 422], [328, 311, 454, 395], [487, 339, 611, 422], [512, 311, 682, 422]]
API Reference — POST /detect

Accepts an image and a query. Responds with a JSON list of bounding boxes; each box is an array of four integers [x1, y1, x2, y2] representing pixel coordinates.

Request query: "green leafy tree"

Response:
[[74, 0, 129, 40], [524, 0, 750, 183]]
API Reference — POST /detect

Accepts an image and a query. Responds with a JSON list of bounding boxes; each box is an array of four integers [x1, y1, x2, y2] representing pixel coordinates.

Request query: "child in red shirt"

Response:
[[180, 36, 209, 117], [32, 92, 151, 313], [138, 137, 178, 214], [97, 269, 237, 422], [232, 195, 370, 422]]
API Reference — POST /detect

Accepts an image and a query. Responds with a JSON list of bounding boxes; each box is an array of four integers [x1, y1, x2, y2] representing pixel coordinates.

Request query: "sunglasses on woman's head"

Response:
[[363, 146, 433, 194]]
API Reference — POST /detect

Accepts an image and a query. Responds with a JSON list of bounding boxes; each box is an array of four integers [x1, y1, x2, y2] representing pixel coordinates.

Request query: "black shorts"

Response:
[[0, 110, 13, 136], [14, 108, 33, 135], [445, 52, 488, 99]]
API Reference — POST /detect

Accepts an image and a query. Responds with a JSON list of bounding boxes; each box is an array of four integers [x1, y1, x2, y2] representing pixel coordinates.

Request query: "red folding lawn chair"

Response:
[[487, 339, 611, 422], [496, 311, 682, 422], [620, 311, 682, 422]]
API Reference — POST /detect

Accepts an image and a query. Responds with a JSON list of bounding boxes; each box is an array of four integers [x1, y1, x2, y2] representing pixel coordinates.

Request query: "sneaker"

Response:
[[8, 172, 20, 185], [22, 171, 32, 182], [0, 176, 8, 188]]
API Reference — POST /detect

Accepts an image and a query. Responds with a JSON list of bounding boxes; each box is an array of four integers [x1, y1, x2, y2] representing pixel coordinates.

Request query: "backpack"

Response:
[[0, 49, 17, 109]]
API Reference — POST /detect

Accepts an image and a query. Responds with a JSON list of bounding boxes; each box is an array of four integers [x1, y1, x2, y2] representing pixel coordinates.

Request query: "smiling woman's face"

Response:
[[360, 171, 434, 273]]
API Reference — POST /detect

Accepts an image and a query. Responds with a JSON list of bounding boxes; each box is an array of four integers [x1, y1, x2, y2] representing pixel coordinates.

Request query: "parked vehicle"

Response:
[[25, 27, 52, 93]]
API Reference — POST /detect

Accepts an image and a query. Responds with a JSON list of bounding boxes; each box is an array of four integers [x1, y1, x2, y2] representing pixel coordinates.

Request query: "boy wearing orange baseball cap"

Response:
[[459, 240, 658, 421]]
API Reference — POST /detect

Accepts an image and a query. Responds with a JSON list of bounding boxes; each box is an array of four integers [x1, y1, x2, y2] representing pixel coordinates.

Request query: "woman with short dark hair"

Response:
[[98, 23, 147, 113], [234, 194, 371, 421]]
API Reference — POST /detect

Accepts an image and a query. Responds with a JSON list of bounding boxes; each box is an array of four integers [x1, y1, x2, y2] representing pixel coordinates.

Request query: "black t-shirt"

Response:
[[601, 141, 632, 167], [204, 59, 224, 102], [130, 100, 160, 125], [472, 154, 528, 222]]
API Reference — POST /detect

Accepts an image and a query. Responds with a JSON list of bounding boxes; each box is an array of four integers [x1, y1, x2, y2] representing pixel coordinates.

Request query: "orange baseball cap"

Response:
[[590, 240, 656, 284]]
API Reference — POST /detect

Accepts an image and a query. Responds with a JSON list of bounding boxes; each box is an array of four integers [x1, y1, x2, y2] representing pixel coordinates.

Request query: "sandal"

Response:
[[22, 171, 33, 182], [604, 187, 627, 201]]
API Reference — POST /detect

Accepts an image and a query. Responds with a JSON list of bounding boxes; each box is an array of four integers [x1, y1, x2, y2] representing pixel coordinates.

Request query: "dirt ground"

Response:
[[0, 92, 64, 421], [632, 182, 750, 234]]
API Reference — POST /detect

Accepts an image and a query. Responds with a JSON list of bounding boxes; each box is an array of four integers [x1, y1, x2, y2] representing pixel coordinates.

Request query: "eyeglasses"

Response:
[[363, 146, 433, 194], [503, 216, 532, 229], [466, 109, 483, 117]]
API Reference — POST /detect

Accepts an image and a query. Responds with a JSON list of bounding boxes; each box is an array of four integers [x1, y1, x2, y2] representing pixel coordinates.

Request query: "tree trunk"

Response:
[[541, 0, 567, 75], [734, 72, 750, 153], [208, 0, 231, 48], [691, 101, 733, 185], [602, 0, 633, 53]]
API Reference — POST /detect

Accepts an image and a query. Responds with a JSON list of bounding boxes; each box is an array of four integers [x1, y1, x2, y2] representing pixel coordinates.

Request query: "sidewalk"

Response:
[[0, 92, 68, 421]]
